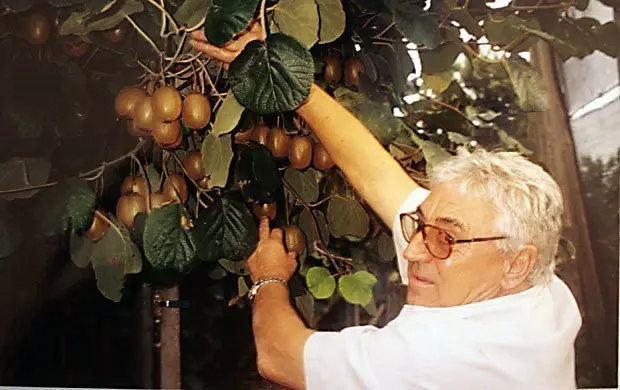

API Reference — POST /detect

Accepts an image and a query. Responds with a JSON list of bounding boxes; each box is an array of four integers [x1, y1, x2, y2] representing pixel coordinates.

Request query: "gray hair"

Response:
[[429, 147, 564, 285]]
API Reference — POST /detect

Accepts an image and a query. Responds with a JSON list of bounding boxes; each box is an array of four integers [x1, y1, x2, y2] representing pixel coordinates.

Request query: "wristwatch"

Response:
[[248, 277, 288, 302]]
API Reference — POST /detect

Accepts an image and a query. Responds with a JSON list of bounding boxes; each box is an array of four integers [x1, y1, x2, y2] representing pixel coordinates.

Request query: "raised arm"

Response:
[[190, 26, 419, 226]]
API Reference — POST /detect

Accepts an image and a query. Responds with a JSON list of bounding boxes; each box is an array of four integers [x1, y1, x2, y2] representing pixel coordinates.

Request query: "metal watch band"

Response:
[[248, 277, 288, 301]]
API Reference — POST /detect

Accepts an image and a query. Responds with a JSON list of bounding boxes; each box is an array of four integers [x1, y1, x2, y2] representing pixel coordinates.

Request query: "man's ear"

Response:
[[502, 245, 538, 289]]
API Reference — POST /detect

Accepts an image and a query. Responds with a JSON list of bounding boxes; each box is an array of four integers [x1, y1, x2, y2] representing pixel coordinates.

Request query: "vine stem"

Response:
[[96, 211, 127, 241], [259, 0, 268, 39], [124, 14, 161, 57], [163, 32, 187, 74], [144, 0, 179, 36], [193, 57, 217, 95], [281, 178, 344, 274], [0, 140, 147, 195]]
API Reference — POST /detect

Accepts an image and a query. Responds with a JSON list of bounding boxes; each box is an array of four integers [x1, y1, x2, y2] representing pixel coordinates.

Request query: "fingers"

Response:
[[190, 30, 207, 43], [189, 40, 237, 63], [270, 227, 283, 241], [287, 251, 297, 262], [258, 217, 271, 241]]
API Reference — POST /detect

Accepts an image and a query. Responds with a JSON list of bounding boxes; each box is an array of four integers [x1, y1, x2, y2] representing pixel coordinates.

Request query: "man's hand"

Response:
[[248, 217, 298, 283], [189, 21, 265, 69]]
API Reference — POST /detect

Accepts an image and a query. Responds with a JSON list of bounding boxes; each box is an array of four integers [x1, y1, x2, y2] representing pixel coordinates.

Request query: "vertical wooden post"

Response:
[[138, 283, 154, 389], [157, 284, 181, 390]]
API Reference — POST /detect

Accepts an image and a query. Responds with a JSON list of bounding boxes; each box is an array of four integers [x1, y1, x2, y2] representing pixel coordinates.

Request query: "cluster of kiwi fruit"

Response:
[[22, 10, 127, 58], [115, 83, 212, 150], [322, 54, 365, 88], [234, 122, 336, 172]]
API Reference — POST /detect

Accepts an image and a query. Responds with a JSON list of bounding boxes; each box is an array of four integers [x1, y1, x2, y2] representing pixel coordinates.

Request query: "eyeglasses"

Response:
[[399, 210, 508, 260]]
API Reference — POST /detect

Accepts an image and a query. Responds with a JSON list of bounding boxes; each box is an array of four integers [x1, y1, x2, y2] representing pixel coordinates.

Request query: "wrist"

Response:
[[248, 277, 288, 302]]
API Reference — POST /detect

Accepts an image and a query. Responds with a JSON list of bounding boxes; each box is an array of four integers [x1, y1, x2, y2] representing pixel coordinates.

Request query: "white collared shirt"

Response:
[[303, 188, 582, 389]]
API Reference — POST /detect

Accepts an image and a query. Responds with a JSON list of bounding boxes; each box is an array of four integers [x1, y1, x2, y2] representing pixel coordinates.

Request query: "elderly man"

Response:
[[190, 24, 582, 390]]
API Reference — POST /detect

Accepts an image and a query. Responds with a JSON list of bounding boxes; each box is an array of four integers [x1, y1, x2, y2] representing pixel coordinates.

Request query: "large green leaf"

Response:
[[0, 202, 22, 258], [270, 0, 320, 48], [445, 0, 483, 38], [235, 146, 281, 203], [377, 233, 396, 263], [284, 167, 319, 203], [201, 133, 234, 188], [211, 94, 245, 136], [204, 0, 260, 46], [595, 22, 620, 57], [315, 0, 346, 44], [419, 42, 462, 73], [143, 204, 197, 272], [174, 0, 213, 27], [229, 33, 314, 114], [327, 197, 369, 238], [69, 233, 96, 268], [503, 57, 548, 112], [306, 266, 336, 299], [298, 208, 329, 252], [193, 196, 258, 262], [484, 15, 540, 47], [38, 178, 96, 236], [90, 216, 142, 302], [338, 270, 377, 306], [0, 157, 52, 201], [393, 5, 439, 49], [59, 0, 144, 35]]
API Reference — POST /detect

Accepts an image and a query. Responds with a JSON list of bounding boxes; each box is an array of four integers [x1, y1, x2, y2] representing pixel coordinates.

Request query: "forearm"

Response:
[[252, 283, 314, 390], [296, 84, 419, 226]]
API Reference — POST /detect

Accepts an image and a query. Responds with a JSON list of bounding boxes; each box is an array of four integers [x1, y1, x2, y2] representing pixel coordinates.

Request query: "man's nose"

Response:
[[403, 231, 434, 263]]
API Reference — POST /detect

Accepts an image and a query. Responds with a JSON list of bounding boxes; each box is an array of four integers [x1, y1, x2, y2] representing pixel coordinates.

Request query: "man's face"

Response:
[[403, 183, 508, 307]]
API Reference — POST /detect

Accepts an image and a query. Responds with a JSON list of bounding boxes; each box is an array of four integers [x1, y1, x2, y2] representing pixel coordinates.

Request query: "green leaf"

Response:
[[0, 202, 22, 258], [90, 216, 142, 302], [174, 0, 213, 27], [422, 71, 454, 94], [69, 233, 96, 268], [419, 42, 462, 73], [327, 197, 369, 238], [575, 0, 589, 10], [204, 0, 260, 46], [235, 146, 281, 203], [333, 88, 403, 145], [315, 0, 346, 44], [338, 270, 377, 306], [306, 266, 336, 299], [201, 133, 234, 188], [209, 264, 228, 280], [298, 208, 329, 252], [502, 57, 548, 112], [193, 196, 258, 262], [0, 157, 51, 201], [229, 33, 314, 114], [421, 141, 451, 172], [270, 0, 319, 48], [445, 0, 483, 38], [485, 15, 540, 46], [143, 204, 197, 272], [218, 258, 249, 275], [211, 94, 245, 136], [145, 163, 162, 193], [37, 178, 96, 236], [284, 167, 319, 203], [238, 276, 250, 295], [377, 233, 396, 263], [497, 130, 533, 156], [394, 7, 439, 49], [60, 0, 144, 35]]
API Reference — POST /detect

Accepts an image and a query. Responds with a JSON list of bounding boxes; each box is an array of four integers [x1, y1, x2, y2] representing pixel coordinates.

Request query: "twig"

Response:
[[373, 22, 395, 39], [163, 32, 187, 73], [369, 303, 386, 326], [258, 0, 268, 39], [193, 57, 218, 95], [145, 0, 179, 36], [124, 14, 161, 57], [307, 194, 347, 208]]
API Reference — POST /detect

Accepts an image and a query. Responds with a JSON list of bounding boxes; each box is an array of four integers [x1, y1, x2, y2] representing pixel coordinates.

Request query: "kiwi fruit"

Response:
[[133, 96, 156, 131], [149, 191, 172, 211], [251, 124, 270, 146], [283, 225, 306, 254], [344, 58, 365, 88], [103, 23, 126, 43], [127, 119, 150, 137], [120, 176, 149, 198], [182, 93, 212, 130], [323, 56, 342, 84], [288, 136, 313, 170], [266, 127, 290, 158], [252, 202, 277, 220], [183, 150, 205, 181], [234, 126, 254, 144], [25, 13, 51, 45], [152, 85, 182, 122], [84, 210, 109, 242], [61, 36, 90, 58], [153, 120, 182, 147], [313, 143, 335, 170], [115, 87, 147, 118], [163, 174, 188, 204], [116, 193, 147, 228]]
